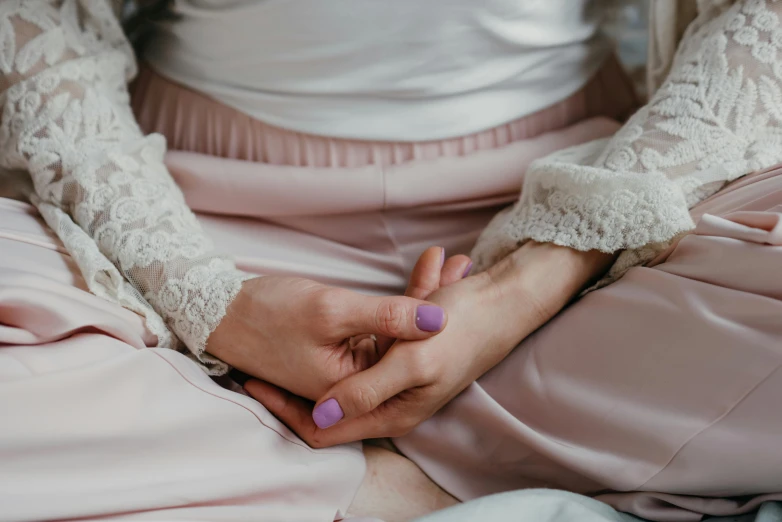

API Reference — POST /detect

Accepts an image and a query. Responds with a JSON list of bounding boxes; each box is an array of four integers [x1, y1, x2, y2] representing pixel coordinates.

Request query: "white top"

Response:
[[143, 0, 612, 141], [2, 0, 777, 373]]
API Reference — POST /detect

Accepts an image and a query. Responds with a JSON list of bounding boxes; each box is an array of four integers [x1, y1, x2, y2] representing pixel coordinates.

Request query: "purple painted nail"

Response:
[[462, 261, 473, 278], [416, 305, 445, 332], [312, 398, 343, 429], [440, 248, 445, 267]]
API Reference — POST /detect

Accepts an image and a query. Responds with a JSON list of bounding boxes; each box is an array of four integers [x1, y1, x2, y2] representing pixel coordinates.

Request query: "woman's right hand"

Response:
[[205, 249, 471, 401]]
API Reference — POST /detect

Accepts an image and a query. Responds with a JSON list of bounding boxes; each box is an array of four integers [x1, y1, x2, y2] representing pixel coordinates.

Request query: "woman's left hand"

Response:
[[245, 242, 614, 447]]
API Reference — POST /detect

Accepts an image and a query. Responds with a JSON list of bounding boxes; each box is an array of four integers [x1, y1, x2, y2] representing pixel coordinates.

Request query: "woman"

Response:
[[3, 1, 782, 521]]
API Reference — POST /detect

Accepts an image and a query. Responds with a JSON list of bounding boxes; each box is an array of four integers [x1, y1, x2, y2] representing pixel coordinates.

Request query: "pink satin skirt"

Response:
[[3, 55, 782, 522]]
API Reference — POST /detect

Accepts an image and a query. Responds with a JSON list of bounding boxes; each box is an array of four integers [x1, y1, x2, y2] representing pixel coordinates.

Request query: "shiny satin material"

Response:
[[132, 63, 782, 520], [5, 163, 782, 522], [394, 167, 782, 522], [10, 54, 779, 522], [0, 65, 632, 520], [165, 117, 619, 296], [131, 55, 638, 168], [0, 198, 365, 522]]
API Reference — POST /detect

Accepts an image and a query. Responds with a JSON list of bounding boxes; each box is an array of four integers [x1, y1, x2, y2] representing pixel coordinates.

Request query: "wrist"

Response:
[[479, 241, 616, 344], [204, 276, 262, 362]]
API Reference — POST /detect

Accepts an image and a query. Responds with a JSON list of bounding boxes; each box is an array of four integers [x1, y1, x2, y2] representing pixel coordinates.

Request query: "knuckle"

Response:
[[351, 386, 381, 414], [308, 289, 331, 315], [375, 299, 408, 337], [309, 289, 341, 329], [405, 346, 438, 383]]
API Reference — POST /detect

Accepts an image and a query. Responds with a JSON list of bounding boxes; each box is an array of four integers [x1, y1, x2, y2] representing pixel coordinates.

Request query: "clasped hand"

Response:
[[206, 247, 471, 402], [238, 246, 531, 447], [239, 240, 613, 447]]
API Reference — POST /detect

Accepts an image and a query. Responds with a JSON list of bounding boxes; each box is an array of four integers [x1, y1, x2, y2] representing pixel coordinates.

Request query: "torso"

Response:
[[143, 0, 612, 141]]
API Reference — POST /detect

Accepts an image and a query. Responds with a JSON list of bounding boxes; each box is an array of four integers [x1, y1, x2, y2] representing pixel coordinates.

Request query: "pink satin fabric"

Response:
[[131, 55, 637, 168], [394, 167, 782, 522], [131, 59, 634, 295], [159, 117, 621, 296], [0, 60, 634, 521], [8, 55, 781, 522], [0, 198, 364, 522], [135, 62, 782, 521]]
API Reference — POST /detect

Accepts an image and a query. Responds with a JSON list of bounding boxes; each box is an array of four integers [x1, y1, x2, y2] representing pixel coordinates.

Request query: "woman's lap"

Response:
[[0, 67, 626, 520], [8, 54, 781, 520], [7, 34, 778, 518], [7, 154, 782, 522], [185, 148, 782, 521], [0, 199, 364, 522], [394, 167, 782, 522], [9, 142, 782, 522]]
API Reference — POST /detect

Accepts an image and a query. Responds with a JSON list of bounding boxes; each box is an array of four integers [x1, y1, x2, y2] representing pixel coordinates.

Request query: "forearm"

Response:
[[474, 1, 782, 290]]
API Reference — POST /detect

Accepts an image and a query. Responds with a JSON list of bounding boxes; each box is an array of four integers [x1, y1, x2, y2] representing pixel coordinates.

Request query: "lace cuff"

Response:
[[474, 0, 782, 280], [470, 140, 695, 273], [151, 261, 251, 372], [0, 1, 250, 375]]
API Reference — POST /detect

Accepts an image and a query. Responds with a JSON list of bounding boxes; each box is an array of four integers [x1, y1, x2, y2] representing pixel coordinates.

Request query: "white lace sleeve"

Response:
[[0, 0, 249, 374], [472, 0, 782, 282]]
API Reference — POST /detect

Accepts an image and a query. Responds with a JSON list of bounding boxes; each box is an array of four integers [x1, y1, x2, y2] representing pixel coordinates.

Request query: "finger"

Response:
[[348, 333, 384, 369], [246, 378, 395, 447], [375, 333, 395, 359], [339, 293, 447, 340], [440, 255, 472, 286], [372, 245, 443, 354], [312, 347, 423, 429], [306, 402, 406, 447], [405, 246, 445, 300], [244, 379, 319, 439]]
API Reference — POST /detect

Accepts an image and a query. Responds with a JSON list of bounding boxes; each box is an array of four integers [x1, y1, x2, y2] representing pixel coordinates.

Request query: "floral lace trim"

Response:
[[473, 0, 782, 284], [0, 1, 249, 374], [152, 261, 252, 373], [470, 139, 696, 273]]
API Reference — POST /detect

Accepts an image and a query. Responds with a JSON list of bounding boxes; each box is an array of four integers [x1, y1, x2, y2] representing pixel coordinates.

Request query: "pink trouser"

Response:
[[129, 57, 636, 294], [133, 62, 782, 522], [0, 199, 363, 522], [3, 57, 782, 522]]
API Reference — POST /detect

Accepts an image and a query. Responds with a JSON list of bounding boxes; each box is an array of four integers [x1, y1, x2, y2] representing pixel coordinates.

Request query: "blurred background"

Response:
[[605, 0, 650, 99]]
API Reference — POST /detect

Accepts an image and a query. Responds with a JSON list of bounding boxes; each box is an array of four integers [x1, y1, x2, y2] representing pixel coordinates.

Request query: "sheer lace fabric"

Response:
[[473, 0, 782, 283], [0, 0, 249, 374]]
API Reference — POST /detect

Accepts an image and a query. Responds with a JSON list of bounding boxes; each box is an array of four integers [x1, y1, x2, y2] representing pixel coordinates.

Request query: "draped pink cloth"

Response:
[[4, 57, 782, 522], [395, 164, 782, 521], [0, 197, 365, 522], [1, 59, 629, 521]]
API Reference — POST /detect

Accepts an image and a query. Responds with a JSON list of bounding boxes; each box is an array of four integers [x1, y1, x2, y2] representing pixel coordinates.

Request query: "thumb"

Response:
[[339, 293, 447, 340], [311, 349, 419, 429], [404, 246, 445, 300]]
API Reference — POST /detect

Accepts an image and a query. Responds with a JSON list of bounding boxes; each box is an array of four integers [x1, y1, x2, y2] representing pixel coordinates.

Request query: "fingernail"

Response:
[[416, 305, 445, 332], [462, 261, 473, 278], [440, 248, 445, 267], [312, 398, 344, 429]]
